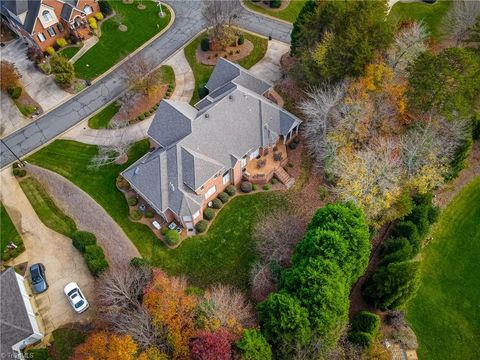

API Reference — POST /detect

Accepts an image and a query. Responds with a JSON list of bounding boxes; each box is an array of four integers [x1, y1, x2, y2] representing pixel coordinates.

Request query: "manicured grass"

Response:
[[243, 0, 306, 23], [0, 203, 25, 261], [87, 101, 120, 129], [406, 177, 480, 360], [58, 46, 80, 60], [50, 327, 86, 360], [27, 140, 284, 288], [19, 177, 77, 238], [185, 31, 268, 105], [14, 99, 36, 116], [74, 0, 171, 80], [388, 0, 452, 40]]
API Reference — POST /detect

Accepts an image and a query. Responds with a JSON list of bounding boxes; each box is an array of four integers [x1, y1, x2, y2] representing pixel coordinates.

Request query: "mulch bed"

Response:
[[252, 0, 290, 12], [16, 89, 43, 117], [196, 40, 253, 66]]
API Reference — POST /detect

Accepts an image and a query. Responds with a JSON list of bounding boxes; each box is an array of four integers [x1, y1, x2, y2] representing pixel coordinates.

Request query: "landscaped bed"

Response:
[[0, 203, 25, 261], [73, 0, 171, 80], [185, 30, 268, 105], [243, 0, 306, 23], [27, 139, 285, 289], [406, 177, 480, 360]]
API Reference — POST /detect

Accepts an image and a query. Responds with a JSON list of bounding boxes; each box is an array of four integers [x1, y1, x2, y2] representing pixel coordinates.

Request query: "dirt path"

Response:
[[27, 164, 140, 268]]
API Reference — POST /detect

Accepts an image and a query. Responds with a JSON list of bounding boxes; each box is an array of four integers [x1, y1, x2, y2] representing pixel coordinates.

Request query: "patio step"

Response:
[[274, 167, 294, 189]]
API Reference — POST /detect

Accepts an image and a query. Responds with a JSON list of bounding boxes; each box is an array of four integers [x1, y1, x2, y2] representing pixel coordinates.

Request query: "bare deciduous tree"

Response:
[[388, 21, 429, 72], [442, 0, 480, 45], [89, 122, 134, 169], [202, 0, 242, 47], [250, 261, 277, 302], [122, 55, 162, 95]]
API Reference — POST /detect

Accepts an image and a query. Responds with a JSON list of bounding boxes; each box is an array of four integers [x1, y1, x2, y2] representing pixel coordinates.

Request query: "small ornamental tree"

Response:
[[74, 332, 138, 360], [236, 329, 272, 360], [0, 60, 21, 93], [190, 328, 232, 360], [50, 55, 75, 87]]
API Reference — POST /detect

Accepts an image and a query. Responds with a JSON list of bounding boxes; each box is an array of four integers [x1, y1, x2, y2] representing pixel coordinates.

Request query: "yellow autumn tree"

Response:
[[74, 332, 138, 360]]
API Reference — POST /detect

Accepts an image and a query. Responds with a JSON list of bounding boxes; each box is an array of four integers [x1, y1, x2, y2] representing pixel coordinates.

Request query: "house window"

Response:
[[204, 185, 216, 199], [37, 33, 46, 42], [47, 27, 56, 37], [84, 5, 93, 15], [222, 170, 230, 185], [57, 23, 64, 32], [193, 211, 200, 220], [42, 10, 53, 22]]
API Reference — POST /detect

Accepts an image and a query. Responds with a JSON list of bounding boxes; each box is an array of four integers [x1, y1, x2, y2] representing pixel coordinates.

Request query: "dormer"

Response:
[[38, 4, 59, 29]]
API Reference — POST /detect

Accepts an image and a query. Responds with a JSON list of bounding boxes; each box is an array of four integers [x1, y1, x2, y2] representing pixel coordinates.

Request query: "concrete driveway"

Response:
[[0, 39, 70, 137], [0, 169, 94, 335]]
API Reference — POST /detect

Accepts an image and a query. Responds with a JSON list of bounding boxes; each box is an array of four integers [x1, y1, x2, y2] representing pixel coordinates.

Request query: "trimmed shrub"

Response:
[[8, 86, 22, 99], [201, 38, 210, 51], [271, 178, 278, 185], [204, 208, 215, 221], [391, 221, 419, 243], [127, 196, 138, 206], [380, 237, 413, 265], [195, 220, 208, 233], [99, 0, 112, 15], [85, 244, 105, 259], [270, 0, 282, 8], [46, 46, 55, 56], [95, 12, 104, 21], [225, 185, 236, 196], [56, 38, 67, 48], [130, 210, 142, 221], [351, 311, 380, 335], [138, 114, 146, 121], [72, 231, 96, 253], [252, 184, 258, 191], [144, 210, 154, 218], [130, 257, 150, 267], [12, 168, 26, 177], [348, 331, 372, 347], [263, 184, 270, 191], [12, 162, 20, 169], [165, 229, 180, 246], [198, 83, 208, 99], [160, 226, 169, 236], [84, 244, 108, 276], [218, 192, 229, 203], [238, 34, 245, 45], [88, 17, 97, 30], [211, 198, 222, 209], [241, 181, 253, 193]]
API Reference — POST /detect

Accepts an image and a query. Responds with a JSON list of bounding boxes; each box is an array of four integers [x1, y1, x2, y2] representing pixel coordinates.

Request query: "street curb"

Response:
[[31, 4, 175, 122], [240, 0, 293, 26]]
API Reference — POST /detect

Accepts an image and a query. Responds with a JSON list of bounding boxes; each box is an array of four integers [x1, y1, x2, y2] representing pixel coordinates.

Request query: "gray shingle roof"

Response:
[[122, 61, 301, 221], [0, 268, 34, 357]]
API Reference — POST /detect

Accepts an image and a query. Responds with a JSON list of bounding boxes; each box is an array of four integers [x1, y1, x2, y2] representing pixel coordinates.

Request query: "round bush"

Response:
[[241, 181, 253, 193], [225, 185, 236, 196], [145, 210, 154, 218], [238, 34, 245, 45], [127, 196, 138, 206], [204, 208, 215, 221], [218, 192, 229, 203], [201, 37, 210, 51], [72, 231, 97, 253], [211, 198, 222, 209], [252, 184, 258, 191], [95, 12, 104, 21], [8, 86, 22, 99], [85, 244, 105, 259], [46, 46, 55, 56], [12, 168, 26, 177], [56, 38, 67, 47], [263, 184, 270, 191], [195, 220, 208, 233], [271, 178, 278, 185], [164, 229, 180, 246], [130, 210, 142, 221], [138, 114, 146, 121], [348, 331, 372, 347], [85, 256, 108, 277], [351, 311, 380, 335], [270, 0, 282, 8], [130, 257, 150, 267]]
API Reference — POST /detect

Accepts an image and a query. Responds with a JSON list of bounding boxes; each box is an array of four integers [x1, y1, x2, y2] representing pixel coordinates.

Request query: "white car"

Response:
[[64, 282, 89, 313]]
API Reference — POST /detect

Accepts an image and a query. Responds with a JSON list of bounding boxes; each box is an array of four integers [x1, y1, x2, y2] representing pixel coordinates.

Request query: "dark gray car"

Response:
[[29, 263, 48, 294]]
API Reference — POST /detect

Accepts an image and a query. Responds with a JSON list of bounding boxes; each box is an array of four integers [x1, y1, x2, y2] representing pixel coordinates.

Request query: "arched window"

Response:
[[42, 10, 53, 22], [84, 5, 92, 15]]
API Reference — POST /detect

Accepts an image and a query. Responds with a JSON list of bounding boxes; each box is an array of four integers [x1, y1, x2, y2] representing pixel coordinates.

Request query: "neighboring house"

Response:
[[0, 0, 100, 51], [122, 59, 301, 231], [0, 268, 43, 359]]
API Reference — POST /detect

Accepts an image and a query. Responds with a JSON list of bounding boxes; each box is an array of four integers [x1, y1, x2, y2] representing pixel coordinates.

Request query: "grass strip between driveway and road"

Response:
[[19, 177, 77, 238], [243, 0, 306, 23], [406, 176, 480, 360], [185, 30, 268, 105], [0, 202, 25, 261], [73, 0, 171, 80], [27, 139, 284, 289]]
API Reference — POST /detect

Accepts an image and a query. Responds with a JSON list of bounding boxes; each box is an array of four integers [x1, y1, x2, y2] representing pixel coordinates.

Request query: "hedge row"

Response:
[[71, 231, 108, 277]]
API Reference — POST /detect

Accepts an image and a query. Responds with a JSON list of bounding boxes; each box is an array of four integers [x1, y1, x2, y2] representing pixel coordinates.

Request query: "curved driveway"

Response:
[[0, 1, 292, 167]]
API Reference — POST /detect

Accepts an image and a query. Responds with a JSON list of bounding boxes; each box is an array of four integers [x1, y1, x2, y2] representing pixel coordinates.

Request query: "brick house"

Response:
[[0, 0, 100, 52], [121, 59, 302, 231]]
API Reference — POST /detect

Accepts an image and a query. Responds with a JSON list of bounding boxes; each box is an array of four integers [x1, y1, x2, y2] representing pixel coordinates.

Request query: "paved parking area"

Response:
[[0, 169, 94, 335]]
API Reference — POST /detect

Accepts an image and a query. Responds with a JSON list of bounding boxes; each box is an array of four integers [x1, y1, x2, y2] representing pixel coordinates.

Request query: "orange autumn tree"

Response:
[[143, 270, 198, 360], [74, 332, 138, 360]]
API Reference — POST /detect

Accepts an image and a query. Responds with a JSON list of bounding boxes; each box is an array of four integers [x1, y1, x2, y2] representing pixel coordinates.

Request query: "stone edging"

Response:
[[240, 0, 293, 26]]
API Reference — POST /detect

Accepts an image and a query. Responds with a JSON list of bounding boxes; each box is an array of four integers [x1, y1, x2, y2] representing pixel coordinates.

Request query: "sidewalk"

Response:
[[70, 36, 99, 63]]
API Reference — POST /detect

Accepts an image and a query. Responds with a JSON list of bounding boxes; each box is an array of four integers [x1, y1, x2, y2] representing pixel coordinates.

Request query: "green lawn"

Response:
[[50, 327, 86, 360], [87, 101, 120, 129], [58, 46, 80, 60], [185, 31, 268, 105], [27, 140, 284, 288], [0, 203, 25, 261], [388, 0, 452, 40], [74, 0, 171, 80], [243, 0, 305, 23], [406, 177, 480, 360], [19, 177, 77, 238]]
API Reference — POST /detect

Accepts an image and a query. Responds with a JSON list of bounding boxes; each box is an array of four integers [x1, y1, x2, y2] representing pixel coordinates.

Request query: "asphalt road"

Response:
[[0, 0, 292, 168]]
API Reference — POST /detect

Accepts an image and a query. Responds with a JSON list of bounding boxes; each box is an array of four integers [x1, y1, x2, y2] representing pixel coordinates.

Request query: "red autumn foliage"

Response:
[[190, 328, 232, 360]]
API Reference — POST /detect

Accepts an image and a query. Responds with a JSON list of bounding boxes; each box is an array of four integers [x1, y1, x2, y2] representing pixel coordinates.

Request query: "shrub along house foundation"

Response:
[[121, 59, 301, 232]]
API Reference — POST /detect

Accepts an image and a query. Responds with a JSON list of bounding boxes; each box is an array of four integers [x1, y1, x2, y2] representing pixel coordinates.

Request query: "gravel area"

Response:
[[27, 164, 140, 268]]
